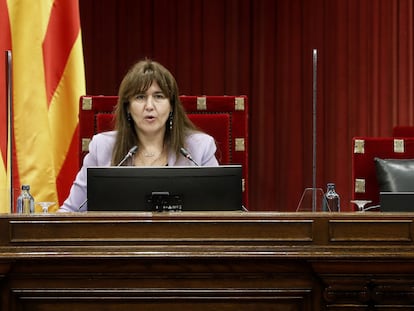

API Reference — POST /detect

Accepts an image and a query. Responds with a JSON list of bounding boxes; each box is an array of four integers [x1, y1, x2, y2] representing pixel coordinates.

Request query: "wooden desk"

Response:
[[1, 212, 414, 310]]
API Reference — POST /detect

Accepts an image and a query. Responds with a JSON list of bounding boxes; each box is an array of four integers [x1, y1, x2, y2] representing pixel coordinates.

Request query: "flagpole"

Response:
[[5, 50, 13, 212], [312, 49, 317, 211]]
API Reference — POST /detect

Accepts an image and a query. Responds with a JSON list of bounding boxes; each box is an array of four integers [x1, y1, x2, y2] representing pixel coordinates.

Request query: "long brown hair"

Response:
[[111, 59, 197, 165]]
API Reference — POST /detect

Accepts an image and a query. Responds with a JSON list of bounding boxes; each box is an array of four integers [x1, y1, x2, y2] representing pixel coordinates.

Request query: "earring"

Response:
[[127, 112, 132, 124], [169, 112, 173, 131]]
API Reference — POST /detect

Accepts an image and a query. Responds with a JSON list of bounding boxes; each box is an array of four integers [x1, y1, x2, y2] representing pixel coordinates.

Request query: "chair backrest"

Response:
[[352, 137, 414, 208], [79, 95, 249, 208]]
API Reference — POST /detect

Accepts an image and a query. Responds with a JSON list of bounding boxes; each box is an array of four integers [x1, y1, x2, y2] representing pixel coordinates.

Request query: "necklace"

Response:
[[143, 151, 156, 157], [136, 145, 166, 166], [141, 144, 164, 158], [136, 152, 166, 166]]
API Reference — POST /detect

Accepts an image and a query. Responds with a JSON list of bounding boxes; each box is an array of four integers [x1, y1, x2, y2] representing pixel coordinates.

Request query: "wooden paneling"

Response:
[[1, 212, 414, 309]]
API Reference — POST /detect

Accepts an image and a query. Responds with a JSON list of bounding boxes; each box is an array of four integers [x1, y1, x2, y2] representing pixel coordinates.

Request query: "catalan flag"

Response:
[[0, 0, 85, 213]]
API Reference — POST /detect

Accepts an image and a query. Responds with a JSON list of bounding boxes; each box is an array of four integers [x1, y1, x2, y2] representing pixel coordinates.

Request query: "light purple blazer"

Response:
[[59, 130, 219, 212]]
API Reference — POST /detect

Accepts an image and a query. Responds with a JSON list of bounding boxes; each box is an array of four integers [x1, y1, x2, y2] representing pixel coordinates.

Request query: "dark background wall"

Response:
[[79, 0, 414, 211]]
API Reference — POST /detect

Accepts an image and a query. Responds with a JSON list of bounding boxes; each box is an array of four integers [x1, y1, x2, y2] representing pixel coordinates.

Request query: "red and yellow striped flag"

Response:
[[1, 0, 85, 213]]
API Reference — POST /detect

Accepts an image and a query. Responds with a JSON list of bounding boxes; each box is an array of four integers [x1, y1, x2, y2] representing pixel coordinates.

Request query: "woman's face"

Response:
[[128, 81, 172, 137]]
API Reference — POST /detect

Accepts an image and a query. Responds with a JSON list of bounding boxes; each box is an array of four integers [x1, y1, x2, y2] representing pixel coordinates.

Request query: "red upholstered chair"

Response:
[[351, 137, 414, 209], [79, 95, 249, 208]]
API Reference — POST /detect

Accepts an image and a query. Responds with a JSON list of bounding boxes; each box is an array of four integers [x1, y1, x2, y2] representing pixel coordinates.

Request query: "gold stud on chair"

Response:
[[235, 97, 245, 111], [197, 97, 207, 110], [235, 138, 245, 151], [82, 138, 91, 152], [394, 139, 405, 153], [355, 178, 366, 193], [354, 139, 365, 154], [82, 97, 92, 110]]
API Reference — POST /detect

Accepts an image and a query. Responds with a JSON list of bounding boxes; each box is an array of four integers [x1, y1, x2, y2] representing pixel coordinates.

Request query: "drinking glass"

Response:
[[37, 202, 55, 213], [350, 200, 372, 212]]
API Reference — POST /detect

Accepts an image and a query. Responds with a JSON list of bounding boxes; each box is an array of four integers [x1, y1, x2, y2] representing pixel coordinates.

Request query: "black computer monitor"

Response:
[[87, 165, 243, 212]]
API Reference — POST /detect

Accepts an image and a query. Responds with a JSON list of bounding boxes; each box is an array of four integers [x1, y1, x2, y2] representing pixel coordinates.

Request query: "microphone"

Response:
[[180, 147, 199, 166], [78, 145, 138, 211], [117, 145, 138, 166]]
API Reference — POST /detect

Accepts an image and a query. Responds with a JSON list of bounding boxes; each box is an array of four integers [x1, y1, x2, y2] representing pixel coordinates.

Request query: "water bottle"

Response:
[[323, 183, 340, 212], [16, 185, 35, 214]]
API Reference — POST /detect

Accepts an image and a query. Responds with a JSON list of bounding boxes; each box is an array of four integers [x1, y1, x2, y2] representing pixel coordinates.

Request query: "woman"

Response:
[[59, 59, 218, 212]]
